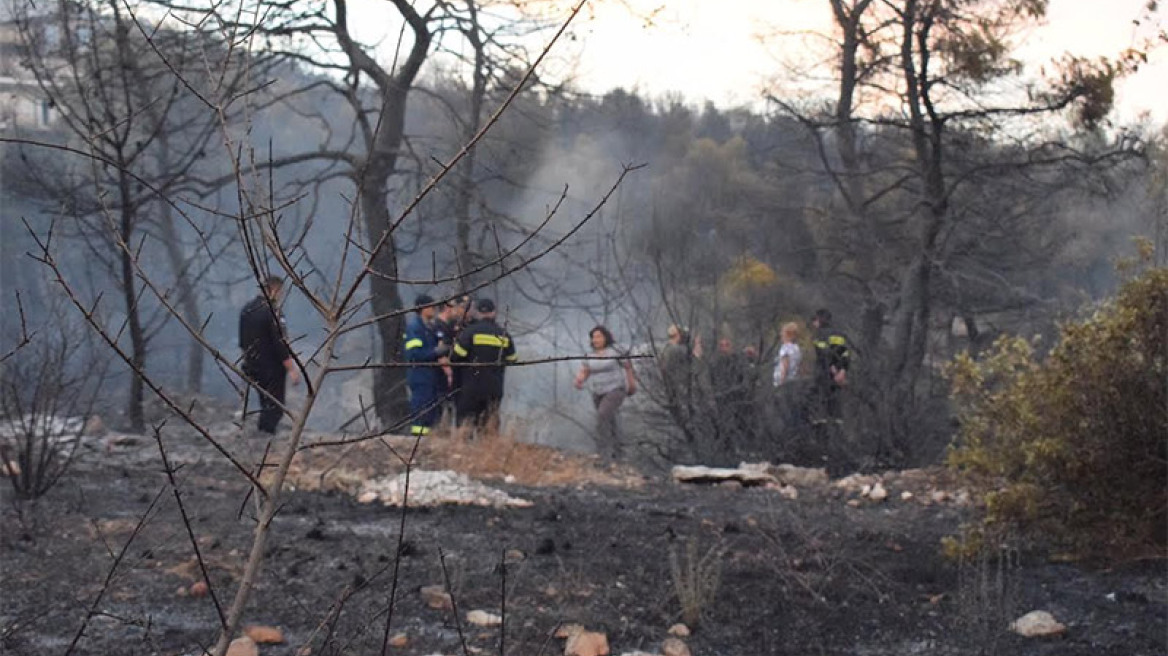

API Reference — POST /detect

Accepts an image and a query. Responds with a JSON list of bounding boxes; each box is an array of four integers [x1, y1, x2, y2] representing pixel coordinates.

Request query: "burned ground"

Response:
[[1, 424, 1164, 656]]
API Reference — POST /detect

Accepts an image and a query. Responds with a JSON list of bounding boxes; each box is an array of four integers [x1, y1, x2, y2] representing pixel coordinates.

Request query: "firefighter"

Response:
[[451, 298, 517, 431], [809, 308, 851, 425], [239, 275, 300, 434], [403, 294, 448, 436], [433, 295, 470, 424]]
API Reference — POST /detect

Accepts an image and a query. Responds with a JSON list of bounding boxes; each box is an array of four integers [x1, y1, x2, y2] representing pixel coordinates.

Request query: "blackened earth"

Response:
[[1, 425, 1164, 656]]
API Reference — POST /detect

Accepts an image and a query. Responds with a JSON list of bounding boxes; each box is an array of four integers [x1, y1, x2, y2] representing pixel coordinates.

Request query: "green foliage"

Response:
[[946, 258, 1168, 557]]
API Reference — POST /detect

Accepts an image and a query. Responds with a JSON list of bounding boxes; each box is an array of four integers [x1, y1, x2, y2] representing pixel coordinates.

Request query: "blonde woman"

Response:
[[773, 322, 802, 386]]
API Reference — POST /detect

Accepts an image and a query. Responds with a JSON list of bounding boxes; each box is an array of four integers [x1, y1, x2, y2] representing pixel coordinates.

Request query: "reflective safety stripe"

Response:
[[453, 343, 469, 357], [814, 340, 828, 349], [410, 425, 430, 436], [505, 354, 518, 362], [405, 338, 424, 350], [472, 333, 510, 348], [828, 335, 847, 346]]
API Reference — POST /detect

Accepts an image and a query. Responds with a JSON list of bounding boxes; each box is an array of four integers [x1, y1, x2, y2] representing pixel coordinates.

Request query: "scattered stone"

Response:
[[661, 638, 691, 656], [834, 473, 879, 492], [175, 586, 188, 598], [189, 581, 209, 598], [388, 633, 409, 648], [846, 499, 861, 508], [667, 623, 691, 637], [225, 637, 258, 656], [83, 415, 106, 436], [900, 491, 914, 501], [467, 610, 502, 627], [357, 490, 379, 504], [421, 585, 453, 610], [244, 625, 284, 644], [504, 474, 517, 484], [565, 630, 609, 656], [505, 549, 526, 563], [554, 623, 585, 639], [954, 489, 972, 506], [860, 484, 872, 497], [671, 465, 775, 487], [868, 483, 888, 502], [718, 480, 743, 490], [930, 490, 950, 504], [771, 463, 829, 487], [1011, 610, 1066, 637], [358, 470, 532, 508]]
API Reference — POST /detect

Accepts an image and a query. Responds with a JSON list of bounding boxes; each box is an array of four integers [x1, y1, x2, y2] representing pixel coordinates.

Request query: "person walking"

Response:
[[239, 275, 300, 435], [403, 294, 448, 436], [574, 325, 637, 462], [450, 298, 516, 432]]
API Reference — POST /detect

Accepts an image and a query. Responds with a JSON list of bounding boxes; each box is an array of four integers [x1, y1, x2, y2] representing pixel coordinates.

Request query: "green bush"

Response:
[[946, 258, 1167, 558]]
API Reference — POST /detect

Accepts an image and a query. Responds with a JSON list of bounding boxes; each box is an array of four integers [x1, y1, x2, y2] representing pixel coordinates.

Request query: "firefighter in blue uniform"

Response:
[[403, 294, 448, 436]]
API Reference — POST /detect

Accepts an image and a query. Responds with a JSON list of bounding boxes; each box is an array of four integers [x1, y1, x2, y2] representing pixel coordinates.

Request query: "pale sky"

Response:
[[345, 0, 1165, 126], [560, 0, 1166, 125]]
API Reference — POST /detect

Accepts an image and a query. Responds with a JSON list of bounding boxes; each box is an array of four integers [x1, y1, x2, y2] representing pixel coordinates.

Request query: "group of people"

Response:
[[237, 278, 517, 437], [402, 294, 517, 436], [238, 276, 851, 460]]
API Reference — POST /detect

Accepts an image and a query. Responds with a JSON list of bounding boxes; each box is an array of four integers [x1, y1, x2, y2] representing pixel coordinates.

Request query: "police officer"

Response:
[[403, 294, 448, 436], [450, 298, 516, 430], [239, 276, 300, 434]]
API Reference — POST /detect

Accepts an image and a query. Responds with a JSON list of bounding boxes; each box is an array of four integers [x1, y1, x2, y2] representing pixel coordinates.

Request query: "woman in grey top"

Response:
[[574, 325, 637, 462]]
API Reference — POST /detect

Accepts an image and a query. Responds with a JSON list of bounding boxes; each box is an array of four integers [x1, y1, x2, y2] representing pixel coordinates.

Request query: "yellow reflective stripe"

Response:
[[814, 341, 828, 349], [410, 425, 430, 436], [504, 354, 518, 362], [472, 333, 509, 348], [453, 344, 468, 357], [405, 338, 424, 350], [828, 335, 847, 346]]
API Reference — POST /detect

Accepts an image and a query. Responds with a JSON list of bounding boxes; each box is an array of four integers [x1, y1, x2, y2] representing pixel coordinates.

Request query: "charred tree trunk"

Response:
[[157, 201, 204, 394], [117, 170, 146, 432], [887, 0, 946, 432], [453, 0, 487, 281]]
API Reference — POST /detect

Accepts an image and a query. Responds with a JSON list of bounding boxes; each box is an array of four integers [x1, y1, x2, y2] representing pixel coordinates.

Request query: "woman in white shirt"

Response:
[[575, 325, 637, 462], [773, 322, 802, 386]]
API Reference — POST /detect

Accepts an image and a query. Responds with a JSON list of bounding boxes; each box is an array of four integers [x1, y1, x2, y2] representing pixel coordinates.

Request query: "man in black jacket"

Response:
[[450, 298, 516, 430], [239, 276, 300, 434]]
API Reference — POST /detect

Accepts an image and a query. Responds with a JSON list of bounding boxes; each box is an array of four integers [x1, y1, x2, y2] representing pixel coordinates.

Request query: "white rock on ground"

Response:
[[1011, 610, 1067, 637], [466, 610, 502, 627], [672, 465, 776, 486], [358, 470, 532, 508], [770, 463, 829, 487], [868, 482, 889, 502], [667, 623, 691, 637]]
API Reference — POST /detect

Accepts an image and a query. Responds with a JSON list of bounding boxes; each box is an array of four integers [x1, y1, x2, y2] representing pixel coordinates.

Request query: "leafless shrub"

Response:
[[953, 537, 1020, 656], [668, 535, 726, 628], [0, 319, 104, 499]]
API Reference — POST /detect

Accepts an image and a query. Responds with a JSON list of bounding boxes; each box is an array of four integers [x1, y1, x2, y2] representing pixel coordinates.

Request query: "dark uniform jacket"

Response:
[[451, 318, 517, 400], [239, 296, 290, 373], [403, 314, 445, 387], [812, 326, 851, 378]]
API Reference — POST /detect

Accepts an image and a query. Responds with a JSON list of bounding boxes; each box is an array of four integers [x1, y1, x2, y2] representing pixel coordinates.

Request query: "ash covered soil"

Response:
[[1, 422, 1164, 656]]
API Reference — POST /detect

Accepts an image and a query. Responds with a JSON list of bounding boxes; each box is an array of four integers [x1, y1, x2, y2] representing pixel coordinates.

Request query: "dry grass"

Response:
[[281, 420, 642, 494]]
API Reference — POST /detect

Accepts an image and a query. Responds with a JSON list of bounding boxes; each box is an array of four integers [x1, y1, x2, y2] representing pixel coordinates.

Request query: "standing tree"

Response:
[[12, 0, 247, 429]]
